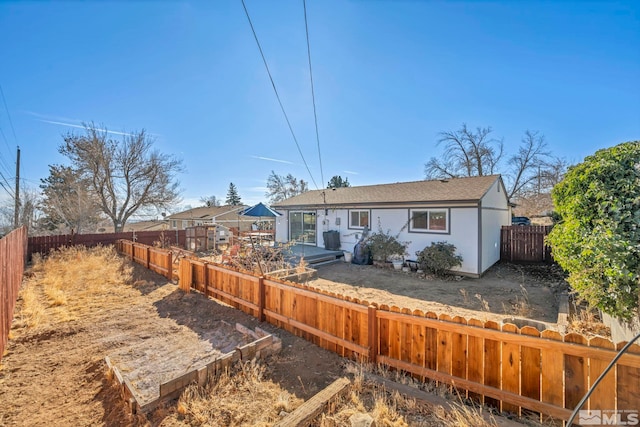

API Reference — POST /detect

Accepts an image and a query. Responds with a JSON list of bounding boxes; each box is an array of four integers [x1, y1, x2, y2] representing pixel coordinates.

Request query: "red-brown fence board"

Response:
[[115, 239, 640, 423], [28, 230, 186, 259], [500, 225, 553, 263], [0, 227, 27, 362]]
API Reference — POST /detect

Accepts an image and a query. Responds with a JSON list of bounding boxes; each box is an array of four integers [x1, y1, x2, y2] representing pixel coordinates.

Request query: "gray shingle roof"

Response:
[[165, 205, 247, 220], [272, 175, 502, 208]]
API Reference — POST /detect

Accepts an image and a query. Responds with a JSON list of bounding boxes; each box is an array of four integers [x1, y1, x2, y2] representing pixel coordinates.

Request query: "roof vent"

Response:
[[440, 179, 449, 183]]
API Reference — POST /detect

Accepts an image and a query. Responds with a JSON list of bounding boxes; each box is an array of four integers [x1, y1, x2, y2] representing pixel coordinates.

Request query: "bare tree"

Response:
[[266, 171, 309, 203], [40, 164, 103, 233], [426, 124, 565, 201], [425, 124, 503, 179], [59, 124, 183, 232], [505, 130, 550, 199], [0, 186, 42, 235], [199, 195, 221, 207]]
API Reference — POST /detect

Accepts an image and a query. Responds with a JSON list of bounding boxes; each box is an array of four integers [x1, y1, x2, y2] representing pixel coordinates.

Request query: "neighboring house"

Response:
[[271, 175, 511, 277], [122, 220, 169, 232], [165, 205, 272, 233]]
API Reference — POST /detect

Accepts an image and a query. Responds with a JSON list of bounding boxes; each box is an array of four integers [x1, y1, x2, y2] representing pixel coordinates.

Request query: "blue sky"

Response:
[[0, 0, 638, 213]]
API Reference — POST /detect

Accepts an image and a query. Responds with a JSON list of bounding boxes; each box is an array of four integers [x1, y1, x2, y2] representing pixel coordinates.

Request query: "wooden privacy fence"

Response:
[[1, 227, 27, 361], [117, 239, 640, 424], [501, 225, 553, 263], [28, 229, 186, 259]]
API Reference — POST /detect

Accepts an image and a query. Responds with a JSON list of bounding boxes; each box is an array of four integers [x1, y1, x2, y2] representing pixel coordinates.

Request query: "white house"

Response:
[[271, 175, 511, 277]]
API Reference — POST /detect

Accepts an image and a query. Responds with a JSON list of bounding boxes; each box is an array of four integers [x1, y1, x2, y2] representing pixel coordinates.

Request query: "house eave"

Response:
[[273, 199, 482, 210]]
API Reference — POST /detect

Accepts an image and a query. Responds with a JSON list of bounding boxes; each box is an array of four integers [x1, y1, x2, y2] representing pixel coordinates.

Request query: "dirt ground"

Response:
[[0, 251, 557, 426], [0, 261, 348, 427], [308, 261, 568, 326]]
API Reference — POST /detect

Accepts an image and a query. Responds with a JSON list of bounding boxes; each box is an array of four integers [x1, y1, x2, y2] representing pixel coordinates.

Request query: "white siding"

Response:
[[480, 206, 509, 272], [274, 211, 288, 243], [479, 178, 510, 272], [481, 178, 507, 209]]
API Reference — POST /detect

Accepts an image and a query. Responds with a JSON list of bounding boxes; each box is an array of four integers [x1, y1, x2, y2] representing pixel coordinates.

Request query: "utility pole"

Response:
[[14, 146, 20, 228]]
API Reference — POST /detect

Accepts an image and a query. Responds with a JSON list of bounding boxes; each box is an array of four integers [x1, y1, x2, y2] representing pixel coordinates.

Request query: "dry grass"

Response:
[[166, 361, 303, 426], [502, 284, 532, 318], [567, 306, 611, 338], [314, 363, 507, 427], [16, 245, 134, 330]]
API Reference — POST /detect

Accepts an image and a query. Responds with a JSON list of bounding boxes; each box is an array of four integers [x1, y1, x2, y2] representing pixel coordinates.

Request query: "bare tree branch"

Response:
[[58, 124, 183, 232]]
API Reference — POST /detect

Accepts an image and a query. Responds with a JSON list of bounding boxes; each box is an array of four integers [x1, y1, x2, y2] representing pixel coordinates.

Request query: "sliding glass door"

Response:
[[289, 211, 316, 244]]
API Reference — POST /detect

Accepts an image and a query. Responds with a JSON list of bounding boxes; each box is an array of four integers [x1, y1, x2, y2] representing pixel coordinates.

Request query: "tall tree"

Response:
[[265, 171, 309, 203], [199, 195, 221, 207], [40, 164, 102, 233], [225, 183, 242, 206], [425, 124, 503, 179], [547, 141, 640, 320], [59, 124, 183, 232], [425, 124, 564, 200], [327, 175, 350, 188], [505, 130, 550, 199]]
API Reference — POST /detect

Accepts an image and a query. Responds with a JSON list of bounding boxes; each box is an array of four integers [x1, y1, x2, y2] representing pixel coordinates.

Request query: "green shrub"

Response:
[[547, 141, 640, 320], [365, 221, 410, 262], [416, 242, 463, 276]]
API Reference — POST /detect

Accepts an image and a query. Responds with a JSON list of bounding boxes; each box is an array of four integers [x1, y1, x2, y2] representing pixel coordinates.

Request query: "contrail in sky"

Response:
[[38, 119, 135, 136], [252, 156, 294, 164]]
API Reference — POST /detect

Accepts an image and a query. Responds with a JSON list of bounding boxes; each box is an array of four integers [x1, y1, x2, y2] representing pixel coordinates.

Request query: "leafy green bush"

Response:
[[416, 242, 462, 276], [546, 141, 640, 320], [365, 221, 409, 262]]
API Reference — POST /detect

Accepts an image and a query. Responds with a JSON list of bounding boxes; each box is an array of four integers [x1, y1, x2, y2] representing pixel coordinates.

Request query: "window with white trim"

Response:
[[410, 209, 448, 233], [349, 210, 369, 229], [171, 220, 177, 229]]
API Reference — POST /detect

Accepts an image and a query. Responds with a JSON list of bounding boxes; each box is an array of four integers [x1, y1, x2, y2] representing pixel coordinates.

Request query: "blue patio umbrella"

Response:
[[241, 202, 281, 218]]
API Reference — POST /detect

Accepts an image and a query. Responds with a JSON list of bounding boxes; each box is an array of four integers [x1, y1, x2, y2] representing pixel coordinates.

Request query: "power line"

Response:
[[240, 0, 319, 190], [0, 84, 18, 153], [303, 0, 325, 188]]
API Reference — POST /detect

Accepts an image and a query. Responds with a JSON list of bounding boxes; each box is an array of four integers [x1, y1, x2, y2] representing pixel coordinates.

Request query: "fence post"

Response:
[[368, 305, 378, 363], [258, 276, 265, 322], [146, 246, 150, 269], [166, 251, 173, 280]]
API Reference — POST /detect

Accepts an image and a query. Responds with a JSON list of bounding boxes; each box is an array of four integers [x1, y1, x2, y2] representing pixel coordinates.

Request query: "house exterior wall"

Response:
[[275, 212, 289, 243], [479, 179, 510, 272], [275, 205, 482, 276]]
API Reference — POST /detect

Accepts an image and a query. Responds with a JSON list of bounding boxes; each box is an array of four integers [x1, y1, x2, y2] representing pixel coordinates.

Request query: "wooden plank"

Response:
[[564, 333, 588, 412], [617, 341, 640, 422], [588, 336, 615, 412], [424, 312, 438, 371], [484, 320, 501, 409], [501, 323, 521, 415], [389, 306, 402, 361], [411, 309, 426, 379], [378, 305, 390, 358], [540, 330, 564, 425], [400, 308, 412, 363], [263, 309, 369, 357], [437, 314, 453, 389], [451, 316, 468, 385], [467, 318, 484, 404], [274, 377, 350, 427], [375, 310, 640, 368], [520, 326, 541, 422]]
